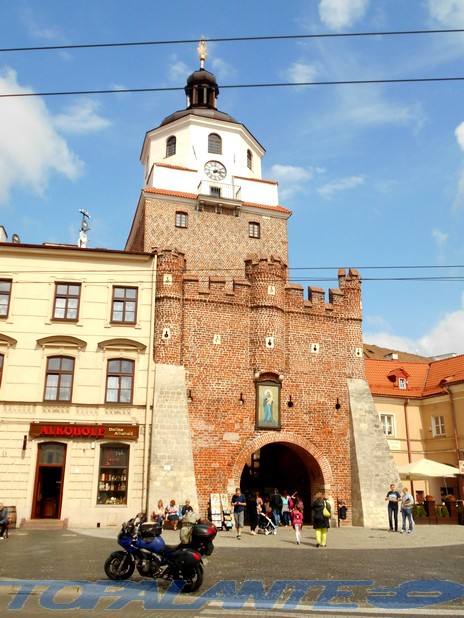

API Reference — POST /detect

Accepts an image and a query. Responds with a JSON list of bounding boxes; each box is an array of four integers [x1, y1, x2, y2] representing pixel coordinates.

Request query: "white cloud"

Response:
[[270, 164, 316, 202], [432, 229, 448, 246], [319, 0, 370, 30], [363, 331, 422, 355], [287, 61, 319, 84], [453, 122, 464, 207], [455, 122, 464, 151], [22, 6, 67, 43], [271, 164, 314, 183], [169, 59, 190, 83], [317, 175, 364, 197], [365, 293, 464, 357], [0, 67, 83, 204], [345, 96, 425, 132], [211, 57, 236, 81], [432, 229, 448, 263], [54, 99, 111, 135], [427, 0, 464, 27]]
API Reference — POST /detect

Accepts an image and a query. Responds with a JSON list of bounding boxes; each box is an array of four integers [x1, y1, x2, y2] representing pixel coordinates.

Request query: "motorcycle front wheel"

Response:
[[178, 564, 204, 593], [104, 551, 135, 580]]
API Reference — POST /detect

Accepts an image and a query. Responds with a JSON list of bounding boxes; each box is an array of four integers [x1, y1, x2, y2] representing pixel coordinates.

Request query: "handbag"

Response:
[[322, 501, 330, 518]]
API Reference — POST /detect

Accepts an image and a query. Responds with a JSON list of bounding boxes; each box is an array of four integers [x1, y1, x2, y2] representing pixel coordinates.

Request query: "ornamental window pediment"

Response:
[[98, 338, 147, 352], [0, 333, 17, 347], [37, 335, 87, 350]]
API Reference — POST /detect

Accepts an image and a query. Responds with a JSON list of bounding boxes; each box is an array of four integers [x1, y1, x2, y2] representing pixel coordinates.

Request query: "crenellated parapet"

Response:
[[156, 247, 186, 297], [283, 267, 362, 321], [244, 255, 287, 311]]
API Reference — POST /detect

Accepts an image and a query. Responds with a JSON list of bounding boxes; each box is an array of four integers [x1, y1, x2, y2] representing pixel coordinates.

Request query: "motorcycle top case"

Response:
[[191, 521, 217, 544]]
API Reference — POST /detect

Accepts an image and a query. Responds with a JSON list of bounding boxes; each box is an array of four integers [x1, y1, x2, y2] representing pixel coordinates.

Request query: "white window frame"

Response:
[[432, 415, 445, 437], [380, 414, 396, 437], [398, 377, 407, 389]]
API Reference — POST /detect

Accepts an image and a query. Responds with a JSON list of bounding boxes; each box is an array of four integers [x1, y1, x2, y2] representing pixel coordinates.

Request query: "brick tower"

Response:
[[128, 40, 399, 527]]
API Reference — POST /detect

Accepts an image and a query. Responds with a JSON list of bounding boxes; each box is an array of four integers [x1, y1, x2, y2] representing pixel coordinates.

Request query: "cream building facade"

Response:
[[0, 235, 156, 528], [365, 354, 464, 501]]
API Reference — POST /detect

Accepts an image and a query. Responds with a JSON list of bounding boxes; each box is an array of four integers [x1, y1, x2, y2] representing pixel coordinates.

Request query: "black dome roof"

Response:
[[186, 69, 217, 85], [158, 65, 238, 127], [160, 108, 238, 127]]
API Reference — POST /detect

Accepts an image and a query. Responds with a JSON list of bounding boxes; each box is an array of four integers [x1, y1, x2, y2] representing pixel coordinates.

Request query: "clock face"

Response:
[[204, 160, 227, 181]]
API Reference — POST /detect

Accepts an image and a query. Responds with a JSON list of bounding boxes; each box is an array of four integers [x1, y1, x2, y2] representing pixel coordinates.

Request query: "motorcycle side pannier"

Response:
[[173, 548, 202, 567]]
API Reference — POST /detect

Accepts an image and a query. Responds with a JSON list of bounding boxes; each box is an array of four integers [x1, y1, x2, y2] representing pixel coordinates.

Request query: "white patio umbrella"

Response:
[[397, 458, 460, 481]]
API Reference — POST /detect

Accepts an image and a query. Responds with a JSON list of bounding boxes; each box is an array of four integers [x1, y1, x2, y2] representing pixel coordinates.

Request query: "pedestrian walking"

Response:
[[400, 487, 414, 534], [246, 491, 259, 535], [385, 483, 401, 531], [281, 490, 291, 527], [312, 492, 331, 548], [291, 502, 304, 544], [231, 487, 246, 540], [270, 488, 283, 527]]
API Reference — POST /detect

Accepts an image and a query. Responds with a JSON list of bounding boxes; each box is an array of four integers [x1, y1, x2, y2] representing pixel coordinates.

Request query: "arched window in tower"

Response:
[[247, 149, 253, 170], [166, 136, 176, 157], [208, 133, 222, 155]]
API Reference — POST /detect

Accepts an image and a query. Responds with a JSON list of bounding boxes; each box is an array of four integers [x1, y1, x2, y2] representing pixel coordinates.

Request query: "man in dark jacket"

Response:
[[0, 504, 9, 539], [270, 489, 283, 527]]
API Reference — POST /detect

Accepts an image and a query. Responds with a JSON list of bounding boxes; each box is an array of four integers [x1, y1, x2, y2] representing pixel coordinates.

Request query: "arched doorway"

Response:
[[239, 441, 325, 522]]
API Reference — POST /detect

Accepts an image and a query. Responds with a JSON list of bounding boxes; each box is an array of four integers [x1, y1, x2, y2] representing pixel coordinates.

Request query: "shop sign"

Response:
[[29, 423, 139, 440]]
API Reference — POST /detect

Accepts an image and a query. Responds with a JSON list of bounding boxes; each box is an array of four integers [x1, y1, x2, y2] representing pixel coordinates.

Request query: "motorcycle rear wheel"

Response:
[[104, 551, 135, 580], [178, 564, 204, 593]]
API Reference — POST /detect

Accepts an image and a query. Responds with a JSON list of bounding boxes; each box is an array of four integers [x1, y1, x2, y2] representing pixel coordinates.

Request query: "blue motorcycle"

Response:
[[104, 512, 216, 592]]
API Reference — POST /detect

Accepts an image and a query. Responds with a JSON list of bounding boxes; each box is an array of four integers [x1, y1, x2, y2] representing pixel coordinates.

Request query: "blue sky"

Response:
[[1, 0, 464, 357]]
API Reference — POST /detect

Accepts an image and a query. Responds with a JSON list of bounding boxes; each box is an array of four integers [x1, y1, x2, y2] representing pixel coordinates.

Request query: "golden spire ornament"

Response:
[[197, 36, 208, 69]]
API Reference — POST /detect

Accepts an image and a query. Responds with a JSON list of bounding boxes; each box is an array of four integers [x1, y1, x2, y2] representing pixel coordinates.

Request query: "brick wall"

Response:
[[141, 198, 289, 279], [153, 248, 365, 520]]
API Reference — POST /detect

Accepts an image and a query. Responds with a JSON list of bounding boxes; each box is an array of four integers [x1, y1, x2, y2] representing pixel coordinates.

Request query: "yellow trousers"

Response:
[[315, 528, 327, 546]]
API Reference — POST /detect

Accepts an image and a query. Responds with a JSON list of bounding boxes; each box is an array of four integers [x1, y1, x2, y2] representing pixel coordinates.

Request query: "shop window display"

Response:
[[98, 445, 129, 505]]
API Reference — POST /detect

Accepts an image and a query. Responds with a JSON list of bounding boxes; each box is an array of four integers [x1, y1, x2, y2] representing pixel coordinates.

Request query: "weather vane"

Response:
[[198, 36, 207, 69], [78, 209, 91, 248]]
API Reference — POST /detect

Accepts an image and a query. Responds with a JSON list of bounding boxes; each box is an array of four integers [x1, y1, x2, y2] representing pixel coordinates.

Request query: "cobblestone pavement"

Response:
[[0, 525, 463, 617]]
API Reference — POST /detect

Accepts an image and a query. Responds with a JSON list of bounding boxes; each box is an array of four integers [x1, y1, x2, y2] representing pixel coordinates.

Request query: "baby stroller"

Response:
[[257, 512, 277, 535]]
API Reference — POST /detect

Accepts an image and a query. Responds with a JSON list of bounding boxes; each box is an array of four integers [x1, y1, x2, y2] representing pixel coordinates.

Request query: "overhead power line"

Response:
[[1, 29, 463, 54], [1, 76, 464, 99]]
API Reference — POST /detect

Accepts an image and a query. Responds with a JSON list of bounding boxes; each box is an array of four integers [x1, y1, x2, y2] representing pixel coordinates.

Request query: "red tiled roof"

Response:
[[365, 354, 464, 399], [242, 201, 291, 214], [154, 162, 197, 172], [142, 188, 291, 214], [234, 175, 278, 185], [143, 187, 197, 199], [363, 343, 431, 362], [423, 355, 464, 396]]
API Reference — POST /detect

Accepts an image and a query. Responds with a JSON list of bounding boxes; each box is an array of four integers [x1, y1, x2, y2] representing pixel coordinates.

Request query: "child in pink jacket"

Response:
[[291, 504, 304, 545]]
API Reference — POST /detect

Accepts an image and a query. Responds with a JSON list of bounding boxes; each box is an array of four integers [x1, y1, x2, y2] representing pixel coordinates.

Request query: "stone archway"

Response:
[[231, 431, 333, 491]]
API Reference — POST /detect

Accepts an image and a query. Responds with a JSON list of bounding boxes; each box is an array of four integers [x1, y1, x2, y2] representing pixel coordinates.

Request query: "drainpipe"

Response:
[[442, 385, 460, 466], [142, 251, 158, 516], [403, 398, 414, 498]]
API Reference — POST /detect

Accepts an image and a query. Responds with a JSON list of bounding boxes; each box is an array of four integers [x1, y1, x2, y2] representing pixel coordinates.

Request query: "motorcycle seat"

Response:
[[159, 543, 182, 554]]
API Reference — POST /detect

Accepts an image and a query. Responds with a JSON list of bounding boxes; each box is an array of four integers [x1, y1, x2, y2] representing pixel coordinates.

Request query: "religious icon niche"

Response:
[[255, 381, 281, 430]]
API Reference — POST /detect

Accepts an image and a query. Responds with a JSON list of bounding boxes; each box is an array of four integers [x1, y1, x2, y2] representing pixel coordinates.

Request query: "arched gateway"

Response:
[[231, 432, 333, 517]]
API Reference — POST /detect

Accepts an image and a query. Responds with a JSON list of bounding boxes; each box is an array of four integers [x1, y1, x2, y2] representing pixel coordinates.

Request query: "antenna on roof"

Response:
[[78, 209, 91, 248]]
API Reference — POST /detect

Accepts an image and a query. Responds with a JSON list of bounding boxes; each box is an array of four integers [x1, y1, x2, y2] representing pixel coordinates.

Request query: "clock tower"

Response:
[[126, 39, 291, 278]]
